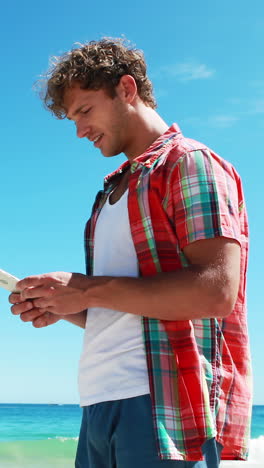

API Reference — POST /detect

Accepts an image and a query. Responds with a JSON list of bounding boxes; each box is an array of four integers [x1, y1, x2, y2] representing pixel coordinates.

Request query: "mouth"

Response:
[[92, 134, 104, 147]]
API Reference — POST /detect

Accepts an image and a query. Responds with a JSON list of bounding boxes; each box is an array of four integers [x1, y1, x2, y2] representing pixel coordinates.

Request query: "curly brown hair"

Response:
[[38, 37, 156, 118]]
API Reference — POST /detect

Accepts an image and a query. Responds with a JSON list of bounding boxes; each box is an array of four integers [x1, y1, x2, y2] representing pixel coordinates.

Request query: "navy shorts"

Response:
[[75, 394, 222, 468]]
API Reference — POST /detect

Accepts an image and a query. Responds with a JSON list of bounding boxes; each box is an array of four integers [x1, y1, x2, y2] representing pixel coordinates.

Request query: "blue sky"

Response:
[[0, 0, 263, 405]]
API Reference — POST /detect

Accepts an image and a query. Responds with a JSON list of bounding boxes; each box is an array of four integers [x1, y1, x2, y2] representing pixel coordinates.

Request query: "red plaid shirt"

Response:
[[84, 124, 252, 461]]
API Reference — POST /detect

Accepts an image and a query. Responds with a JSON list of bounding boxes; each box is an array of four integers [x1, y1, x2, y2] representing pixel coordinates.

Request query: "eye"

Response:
[[81, 107, 92, 115]]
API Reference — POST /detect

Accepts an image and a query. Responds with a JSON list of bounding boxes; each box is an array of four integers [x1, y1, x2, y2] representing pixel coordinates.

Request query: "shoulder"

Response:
[[162, 140, 238, 185]]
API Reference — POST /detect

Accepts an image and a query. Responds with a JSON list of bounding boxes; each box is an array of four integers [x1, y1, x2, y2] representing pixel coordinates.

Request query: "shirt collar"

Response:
[[104, 123, 182, 185]]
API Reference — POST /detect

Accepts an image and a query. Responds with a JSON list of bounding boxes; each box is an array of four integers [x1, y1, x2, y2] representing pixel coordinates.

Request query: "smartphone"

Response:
[[0, 269, 20, 292]]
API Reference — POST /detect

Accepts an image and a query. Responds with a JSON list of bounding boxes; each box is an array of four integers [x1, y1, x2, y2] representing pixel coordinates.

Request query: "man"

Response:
[[10, 38, 252, 467]]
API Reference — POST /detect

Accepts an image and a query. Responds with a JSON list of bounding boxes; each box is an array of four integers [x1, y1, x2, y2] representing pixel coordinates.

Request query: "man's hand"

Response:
[[10, 272, 91, 317], [8, 292, 62, 328]]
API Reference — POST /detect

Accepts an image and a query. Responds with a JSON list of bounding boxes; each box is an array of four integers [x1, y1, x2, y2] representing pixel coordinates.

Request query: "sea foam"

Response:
[[0, 437, 263, 468], [220, 436, 264, 467]]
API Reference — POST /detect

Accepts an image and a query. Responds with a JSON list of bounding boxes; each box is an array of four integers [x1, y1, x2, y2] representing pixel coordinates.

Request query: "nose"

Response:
[[76, 122, 90, 139]]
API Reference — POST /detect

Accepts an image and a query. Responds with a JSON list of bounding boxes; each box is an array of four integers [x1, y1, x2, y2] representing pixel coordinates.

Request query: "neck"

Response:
[[124, 104, 169, 161]]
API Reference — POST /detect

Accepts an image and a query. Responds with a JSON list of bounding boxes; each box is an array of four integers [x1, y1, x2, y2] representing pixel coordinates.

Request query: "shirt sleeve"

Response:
[[170, 149, 243, 250]]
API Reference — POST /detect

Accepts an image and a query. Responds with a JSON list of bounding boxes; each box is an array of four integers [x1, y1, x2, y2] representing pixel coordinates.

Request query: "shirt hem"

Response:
[[79, 387, 150, 407]]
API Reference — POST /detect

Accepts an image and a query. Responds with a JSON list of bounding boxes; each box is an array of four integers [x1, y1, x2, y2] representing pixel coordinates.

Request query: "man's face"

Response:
[[63, 83, 132, 158]]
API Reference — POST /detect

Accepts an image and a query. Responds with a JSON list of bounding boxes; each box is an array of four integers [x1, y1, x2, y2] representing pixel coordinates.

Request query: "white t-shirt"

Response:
[[78, 189, 150, 406]]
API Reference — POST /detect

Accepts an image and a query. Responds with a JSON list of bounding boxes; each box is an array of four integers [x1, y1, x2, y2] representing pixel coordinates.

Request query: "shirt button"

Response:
[[131, 162, 138, 173]]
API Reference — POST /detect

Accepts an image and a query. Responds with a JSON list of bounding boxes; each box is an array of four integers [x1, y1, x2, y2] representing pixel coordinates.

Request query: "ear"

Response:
[[116, 75, 138, 104]]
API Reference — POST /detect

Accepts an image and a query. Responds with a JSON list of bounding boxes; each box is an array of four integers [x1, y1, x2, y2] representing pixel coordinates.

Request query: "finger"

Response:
[[33, 317, 48, 328], [20, 308, 45, 323], [9, 292, 23, 304], [11, 301, 34, 315], [16, 274, 56, 291], [21, 286, 55, 301], [33, 312, 60, 328], [32, 297, 54, 308]]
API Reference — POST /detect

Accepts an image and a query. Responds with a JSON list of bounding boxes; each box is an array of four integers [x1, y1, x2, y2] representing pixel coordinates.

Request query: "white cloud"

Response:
[[162, 62, 215, 81], [248, 99, 264, 114], [183, 115, 239, 129], [227, 97, 264, 115], [208, 115, 239, 128], [250, 80, 264, 90], [227, 98, 243, 106]]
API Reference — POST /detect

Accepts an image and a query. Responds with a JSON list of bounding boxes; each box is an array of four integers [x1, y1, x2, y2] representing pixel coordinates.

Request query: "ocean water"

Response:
[[0, 404, 263, 467], [0, 404, 81, 468]]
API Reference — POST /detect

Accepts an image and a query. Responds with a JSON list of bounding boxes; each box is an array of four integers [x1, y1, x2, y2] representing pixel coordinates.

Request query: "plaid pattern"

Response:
[[84, 124, 252, 461]]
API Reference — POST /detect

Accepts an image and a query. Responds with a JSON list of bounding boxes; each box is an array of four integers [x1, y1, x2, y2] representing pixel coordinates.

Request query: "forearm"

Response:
[[61, 310, 87, 328], [14, 239, 239, 320], [86, 266, 235, 321]]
